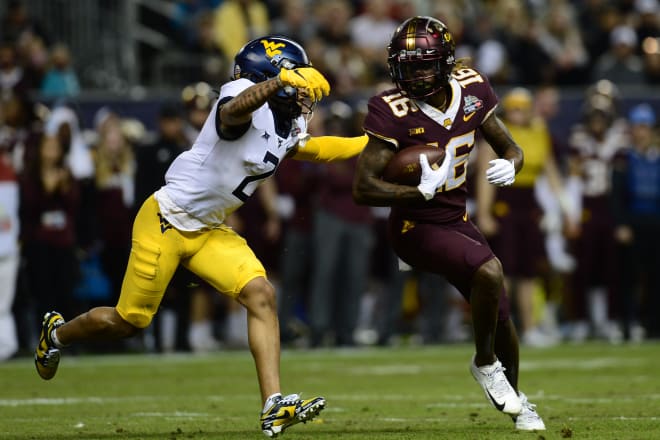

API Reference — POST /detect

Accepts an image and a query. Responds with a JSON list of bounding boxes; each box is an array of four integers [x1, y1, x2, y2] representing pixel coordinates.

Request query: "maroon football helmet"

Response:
[[387, 16, 456, 99]]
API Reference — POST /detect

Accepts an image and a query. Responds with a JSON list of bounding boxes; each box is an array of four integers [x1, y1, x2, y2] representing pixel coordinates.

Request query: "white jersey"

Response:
[[155, 78, 306, 231]]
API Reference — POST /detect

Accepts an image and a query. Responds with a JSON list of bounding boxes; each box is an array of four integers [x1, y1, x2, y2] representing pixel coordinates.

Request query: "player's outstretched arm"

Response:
[[352, 135, 431, 206], [290, 135, 367, 162], [219, 78, 282, 128], [218, 67, 330, 136]]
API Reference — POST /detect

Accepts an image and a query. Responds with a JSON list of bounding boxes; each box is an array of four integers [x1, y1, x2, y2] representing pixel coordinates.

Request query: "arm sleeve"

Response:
[[291, 135, 368, 163]]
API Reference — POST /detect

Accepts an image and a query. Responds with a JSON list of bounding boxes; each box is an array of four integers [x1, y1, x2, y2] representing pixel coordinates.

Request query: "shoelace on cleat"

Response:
[[279, 394, 301, 406], [482, 365, 512, 398], [521, 399, 536, 412]]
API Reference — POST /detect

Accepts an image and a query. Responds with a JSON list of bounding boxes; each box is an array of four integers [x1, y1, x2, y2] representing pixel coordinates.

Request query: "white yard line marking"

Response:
[[329, 394, 473, 401], [4, 391, 658, 408], [568, 416, 660, 421], [332, 357, 647, 376], [0, 396, 154, 406], [346, 365, 423, 375], [542, 394, 660, 403], [380, 415, 660, 423], [132, 412, 210, 418], [521, 358, 645, 370], [0, 395, 253, 407]]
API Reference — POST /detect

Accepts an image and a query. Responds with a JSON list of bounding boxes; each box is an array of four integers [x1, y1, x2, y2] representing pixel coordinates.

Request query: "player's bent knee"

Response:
[[238, 277, 277, 311], [474, 258, 504, 291], [114, 307, 152, 332], [88, 307, 142, 337]]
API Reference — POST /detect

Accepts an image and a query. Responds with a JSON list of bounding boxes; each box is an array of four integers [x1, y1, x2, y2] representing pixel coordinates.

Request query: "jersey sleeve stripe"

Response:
[[364, 129, 400, 149], [482, 104, 498, 122]]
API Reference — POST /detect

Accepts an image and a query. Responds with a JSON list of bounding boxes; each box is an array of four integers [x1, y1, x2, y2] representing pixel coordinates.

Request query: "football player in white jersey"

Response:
[[34, 36, 367, 438]]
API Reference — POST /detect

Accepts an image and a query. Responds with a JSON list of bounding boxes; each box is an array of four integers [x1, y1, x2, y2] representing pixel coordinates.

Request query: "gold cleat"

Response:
[[260, 394, 325, 438], [34, 311, 65, 380]]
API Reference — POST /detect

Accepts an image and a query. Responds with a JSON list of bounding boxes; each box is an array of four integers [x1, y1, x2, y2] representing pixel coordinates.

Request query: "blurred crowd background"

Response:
[[0, 0, 658, 360]]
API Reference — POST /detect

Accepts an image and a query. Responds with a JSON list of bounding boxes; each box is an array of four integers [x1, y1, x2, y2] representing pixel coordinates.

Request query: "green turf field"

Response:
[[2, 342, 659, 439]]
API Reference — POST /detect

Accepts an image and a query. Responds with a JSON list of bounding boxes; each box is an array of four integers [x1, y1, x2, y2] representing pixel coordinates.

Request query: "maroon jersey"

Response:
[[567, 118, 628, 197], [364, 67, 498, 223]]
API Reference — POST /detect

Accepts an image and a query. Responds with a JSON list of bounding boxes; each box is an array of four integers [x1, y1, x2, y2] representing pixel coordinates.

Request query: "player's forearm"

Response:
[[352, 137, 426, 205], [486, 136, 524, 173], [481, 115, 524, 173], [352, 176, 426, 206], [502, 144, 524, 173], [220, 78, 282, 125]]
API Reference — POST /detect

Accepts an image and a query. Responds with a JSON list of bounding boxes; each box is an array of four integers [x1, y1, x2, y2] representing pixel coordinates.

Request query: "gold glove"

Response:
[[278, 67, 331, 102]]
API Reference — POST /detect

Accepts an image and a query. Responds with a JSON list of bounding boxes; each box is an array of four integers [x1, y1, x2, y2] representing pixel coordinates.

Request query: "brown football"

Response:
[[382, 145, 446, 186]]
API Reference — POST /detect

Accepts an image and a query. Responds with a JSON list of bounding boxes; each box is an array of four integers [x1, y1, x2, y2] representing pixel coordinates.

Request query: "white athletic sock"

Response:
[[50, 328, 65, 348]]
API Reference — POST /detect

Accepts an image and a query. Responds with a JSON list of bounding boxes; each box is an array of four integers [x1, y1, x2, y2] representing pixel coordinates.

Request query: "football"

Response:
[[382, 145, 447, 186]]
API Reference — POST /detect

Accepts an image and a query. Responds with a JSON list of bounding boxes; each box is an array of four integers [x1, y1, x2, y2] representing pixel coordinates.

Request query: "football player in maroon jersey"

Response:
[[353, 16, 545, 431], [566, 92, 628, 343]]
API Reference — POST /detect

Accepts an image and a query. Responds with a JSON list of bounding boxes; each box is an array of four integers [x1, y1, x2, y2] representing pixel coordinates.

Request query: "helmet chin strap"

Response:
[[297, 104, 315, 146], [268, 95, 317, 142]]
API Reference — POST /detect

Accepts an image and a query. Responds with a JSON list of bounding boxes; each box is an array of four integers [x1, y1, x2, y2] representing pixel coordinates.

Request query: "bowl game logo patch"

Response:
[[463, 95, 483, 115]]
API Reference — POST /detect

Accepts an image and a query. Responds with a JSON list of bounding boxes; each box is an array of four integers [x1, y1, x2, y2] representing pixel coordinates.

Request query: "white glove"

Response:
[[417, 149, 453, 201], [486, 159, 516, 186]]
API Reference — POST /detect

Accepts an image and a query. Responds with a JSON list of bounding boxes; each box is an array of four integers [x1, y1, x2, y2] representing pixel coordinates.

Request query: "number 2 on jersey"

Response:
[[232, 151, 279, 202]]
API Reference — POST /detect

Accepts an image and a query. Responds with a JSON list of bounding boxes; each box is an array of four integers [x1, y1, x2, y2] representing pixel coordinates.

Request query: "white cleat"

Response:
[[513, 392, 546, 431], [470, 355, 522, 415]]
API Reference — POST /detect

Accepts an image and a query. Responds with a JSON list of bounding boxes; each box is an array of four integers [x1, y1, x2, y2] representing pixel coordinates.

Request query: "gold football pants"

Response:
[[116, 196, 266, 328]]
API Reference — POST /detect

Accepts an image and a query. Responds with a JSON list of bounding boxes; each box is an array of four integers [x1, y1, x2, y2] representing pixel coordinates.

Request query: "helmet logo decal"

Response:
[[260, 40, 286, 58]]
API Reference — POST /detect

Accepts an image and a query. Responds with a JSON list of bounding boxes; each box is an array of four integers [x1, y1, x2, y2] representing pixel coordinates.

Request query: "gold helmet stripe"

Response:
[[406, 20, 416, 51]]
